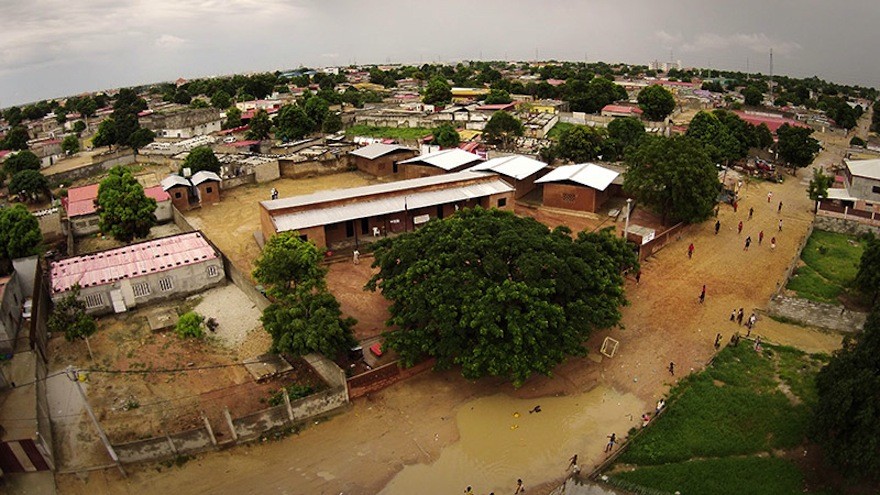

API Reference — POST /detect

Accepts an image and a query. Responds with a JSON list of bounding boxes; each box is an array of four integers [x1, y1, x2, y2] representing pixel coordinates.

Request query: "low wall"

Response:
[[279, 156, 350, 178], [114, 426, 215, 464], [219, 173, 256, 190], [233, 386, 348, 441], [135, 153, 182, 168], [814, 213, 880, 236], [47, 151, 136, 184], [303, 353, 347, 389], [637, 223, 685, 262], [767, 295, 867, 333], [347, 358, 435, 399]]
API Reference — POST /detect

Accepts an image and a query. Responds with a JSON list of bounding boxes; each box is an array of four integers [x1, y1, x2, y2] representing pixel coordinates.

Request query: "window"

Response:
[[84, 293, 104, 309], [175, 192, 182, 199], [133, 282, 151, 298], [158, 277, 174, 292], [873, 185, 880, 194], [207, 265, 219, 278], [497, 198, 507, 207], [206, 187, 213, 193], [562, 192, 576, 203]]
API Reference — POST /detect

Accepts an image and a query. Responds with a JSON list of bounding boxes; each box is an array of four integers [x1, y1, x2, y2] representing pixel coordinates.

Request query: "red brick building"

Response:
[[536, 163, 622, 213], [349, 143, 418, 177], [397, 148, 484, 180]]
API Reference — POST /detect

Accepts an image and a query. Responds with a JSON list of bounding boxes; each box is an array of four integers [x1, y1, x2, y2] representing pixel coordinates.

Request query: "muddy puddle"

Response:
[[379, 385, 644, 495]]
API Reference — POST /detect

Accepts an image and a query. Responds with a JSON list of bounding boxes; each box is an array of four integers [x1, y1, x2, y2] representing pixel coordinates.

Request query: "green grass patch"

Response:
[[785, 230, 864, 304], [345, 125, 434, 141], [611, 457, 819, 495], [545, 121, 576, 141], [775, 346, 825, 407]]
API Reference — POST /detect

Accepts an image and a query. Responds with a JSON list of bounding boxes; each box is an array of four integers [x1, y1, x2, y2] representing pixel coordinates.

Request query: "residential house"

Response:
[[818, 159, 880, 227], [535, 163, 622, 213], [49, 231, 226, 315], [600, 105, 644, 119], [161, 171, 222, 211], [349, 143, 418, 177], [467, 155, 548, 198], [397, 148, 484, 179], [259, 171, 514, 250], [62, 183, 171, 237], [139, 108, 223, 139]]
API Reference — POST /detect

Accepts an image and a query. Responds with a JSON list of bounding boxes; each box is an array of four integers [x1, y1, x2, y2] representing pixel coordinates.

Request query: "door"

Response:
[[361, 218, 370, 235], [110, 289, 127, 313], [345, 220, 355, 238]]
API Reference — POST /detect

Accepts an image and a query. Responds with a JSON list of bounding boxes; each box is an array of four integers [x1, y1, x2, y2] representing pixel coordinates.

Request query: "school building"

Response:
[[535, 163, 623, 213], [259, 171, 515, 249]]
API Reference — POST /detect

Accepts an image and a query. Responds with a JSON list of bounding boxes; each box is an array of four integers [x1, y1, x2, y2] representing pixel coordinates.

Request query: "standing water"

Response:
[[379, 385, 644, 495]]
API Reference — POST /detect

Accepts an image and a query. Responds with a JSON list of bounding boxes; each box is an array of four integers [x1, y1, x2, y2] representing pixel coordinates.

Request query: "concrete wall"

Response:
[[0, 271, 27, 353], [347, 359, 435, 399], [767, 296, 867, 333], [278, 156, 350, 179], [114, 426, 216, 463], [848, 175, 880, 203], [219, 173, 255, 190], [814, 214, 880, 236], [232, 386, 348, 441], [34, 208, 63, 243], [253, 160, 280, 183], [195, 181, 221, 205], [46, 151, 136, 184]]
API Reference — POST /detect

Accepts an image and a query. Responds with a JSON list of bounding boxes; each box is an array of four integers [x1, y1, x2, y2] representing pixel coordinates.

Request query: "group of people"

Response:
[[463, 478, 525, 495]]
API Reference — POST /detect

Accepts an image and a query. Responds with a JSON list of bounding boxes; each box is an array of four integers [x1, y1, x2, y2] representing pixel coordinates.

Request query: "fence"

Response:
[[636, 223, 685, 262], [346, 358, 436, 399]]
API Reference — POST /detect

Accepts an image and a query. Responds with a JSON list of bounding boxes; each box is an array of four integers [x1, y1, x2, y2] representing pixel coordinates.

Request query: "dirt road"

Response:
[[56, 128, 852, 494]]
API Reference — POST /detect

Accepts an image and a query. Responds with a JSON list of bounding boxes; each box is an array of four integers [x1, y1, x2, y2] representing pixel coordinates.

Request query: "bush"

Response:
[[175, 311, 205, 339], [267, 384, 314, 406]]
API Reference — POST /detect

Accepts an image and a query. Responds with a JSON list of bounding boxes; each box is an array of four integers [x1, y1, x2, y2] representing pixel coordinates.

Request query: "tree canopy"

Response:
[[807, 168, 833, 201], [3, 150, 41, 175], [776, 124, 821, 168], [423, 77, 452, 105], [62, 135, 80, 155], [92, 118, 117, 150], [637, 85, 676, 121], [812, 307, 880, 478], [606, 117, 645, 159], [274, 104, 313, 142], [97, 166, 157, 242], [855, 234, 880, 305], [556, 124, 609, 163], [3, 126, 30, 150], [624, 135, 719, 224], [366, 208, 637, 386], [0, 204, 42, 265], [483, 111, 524, 148], [484, 89, 512, 104], [182, 146, 221, 175], [223, 107, 243, 129], [128, 128, 156, 154], [433, 124, 461, 148], [246, 109, 272, 140], [8, 170, 48, 200], [48, 284, 97, 343], [742, 85, 763, 106], [565, 76, 627, 114], [211, 90, 232, 109], [253, 232, 357, 358]]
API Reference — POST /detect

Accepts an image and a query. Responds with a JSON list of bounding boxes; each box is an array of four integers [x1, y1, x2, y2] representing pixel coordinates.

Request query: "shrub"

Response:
[[175, 311, 205, 339], [267, 384, 314, 406]]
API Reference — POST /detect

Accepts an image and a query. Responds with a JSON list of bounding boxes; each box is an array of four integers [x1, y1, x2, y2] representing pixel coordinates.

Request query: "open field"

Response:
[[786, 229, 865, 304]]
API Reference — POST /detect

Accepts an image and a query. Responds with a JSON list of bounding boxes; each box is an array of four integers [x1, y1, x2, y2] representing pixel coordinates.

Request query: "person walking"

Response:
[[668, 361, 675, 376], [635, 270, 642, 284], [688, 243, 695, 259], [714, 332, 722, 350], [715, 220, 721, 235], [733, 200, 738, 213], [605, 433, 617, 453], [737, 308, 744, 325], [778, 219, 783, 232], [655, 398, 666, 415], [568, 454, 579, 471], [771, 236, 777, 249], [768, 191, 773, 203], [738, 221, 743, 234], [515, 479, 525, 493], [699, 284, 706, 304], [744, 236, 751, 251], [748, 207, 754, 220], [759, 230, 764, 245], [778, 201, 783, 213], [353, 249, 360, 265], [730, 309, 737, 321]]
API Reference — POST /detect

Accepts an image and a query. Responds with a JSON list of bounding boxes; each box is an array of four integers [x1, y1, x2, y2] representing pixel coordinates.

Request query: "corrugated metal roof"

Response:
[[825, 188, 858, 201], [191, 170, 221, 186], [66, 184, 169, 217], [263, 171, 494, 211], [273, 179, 514, 233], [67, 184, 99, 203], [349, 143, 415, 160], [846, 159, 880, 181], [399, 148, 483, 171], [50, 232, 219, 293], [535, 163, 619, 191], [468, 155, 547, 181], [162, 175, 191, 191]]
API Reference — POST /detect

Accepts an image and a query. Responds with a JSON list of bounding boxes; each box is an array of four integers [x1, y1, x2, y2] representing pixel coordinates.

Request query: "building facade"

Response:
[[349, 143, 418, 177]]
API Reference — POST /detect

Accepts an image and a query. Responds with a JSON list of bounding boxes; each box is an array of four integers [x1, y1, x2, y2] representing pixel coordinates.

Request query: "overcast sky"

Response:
[[2, 0, 878, 106]]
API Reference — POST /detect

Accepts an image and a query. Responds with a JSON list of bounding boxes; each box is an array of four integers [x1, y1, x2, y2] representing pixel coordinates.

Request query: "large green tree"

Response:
[[742, 85, 764, 106], [637, 85, 676, 121], [807, 168, 833, 201], [96, 166, 157, 242], [246, 109, 272, 140], [8, 170, 48, 200], [211, 90, 232, 109], [855, 235, 880, 305], [3, 125, 30, 150], [366, 208, 637, 386], [433, 124, 460, 148], [274, 105, 314, 142], [128, 128, 155, 154], [48, 284, 97, 343], [91, 118, 117, 150], [607, 117, 645, 160], [304, 97, 330, 131], [556, 125, 607, 163], [685, 111, 741, 165], [566, 76, 627, 114], [776, 124, 821, 168], [483, 111, 524, 148], [624, 136, 719, 224], [423, 77, 452, 105], [223, 107, 243, 129], [0, 204, 42, 266], [484, 89, 512, 105], [812, 307, 880, 478], [253, 232, 357, 358], [3, 150, 41, 175], [181, 146, 221, 175], [62, 135, 80, 155]]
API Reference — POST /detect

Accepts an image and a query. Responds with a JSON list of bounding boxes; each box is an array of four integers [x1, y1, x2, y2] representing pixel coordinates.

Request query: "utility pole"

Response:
[[66, 366, 126, 476], [623, 198, 633, 239]]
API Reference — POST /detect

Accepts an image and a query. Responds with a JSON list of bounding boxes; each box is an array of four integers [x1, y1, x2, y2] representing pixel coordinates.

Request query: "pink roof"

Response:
[[229, 140, 260, 147], [733, 111, 809, 134], [217, 125, 249, 135], [0, 150, 12, 158], [602, 105, 643, 115], [476, 103, 517, 111], [65, 184, 168, 218], [50, 231, 219, 293], [546, 79, 566, 87]]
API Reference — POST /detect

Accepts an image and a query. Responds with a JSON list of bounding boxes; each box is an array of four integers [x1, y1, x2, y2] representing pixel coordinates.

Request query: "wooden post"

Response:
[[202, 415, 217, 446], [282, 389, 294, 421], [224, 407, 237, 441]]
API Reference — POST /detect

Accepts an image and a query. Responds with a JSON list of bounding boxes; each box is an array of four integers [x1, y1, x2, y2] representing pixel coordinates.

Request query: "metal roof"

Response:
[[65, 185, 169, 218], [191, 170, 221, 186], [161, 175, 191, 191], [846, 159, 880, 181], [399, 148, 484, 171], [50, 232, 219, 293], [349, 143, 415, 160], [273, 179, 514, 233], [262, 171, 494, 211], [825, 188, 858, 201], [468, 155, 547, 181], [535, 163, 620, 191]]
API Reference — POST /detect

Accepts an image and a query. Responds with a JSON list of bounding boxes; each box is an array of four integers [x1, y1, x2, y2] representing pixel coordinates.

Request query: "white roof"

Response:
[[161, 175, 190, 191], [467, 155, 547, 181], [535, 163, 620, 191], [191, 170, 221, 186], [825, 188, 858, 201], [846, 159, 880, 180], [399, 148, 484, 171], [349, 143, 415, 160], [273, 179, 514, 232]]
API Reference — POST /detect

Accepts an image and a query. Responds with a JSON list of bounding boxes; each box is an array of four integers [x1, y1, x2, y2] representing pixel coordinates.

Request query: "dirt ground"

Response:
[[55, 119, 861, 493], [184, 172, 381, 276], [48, 290, 320, 471]]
